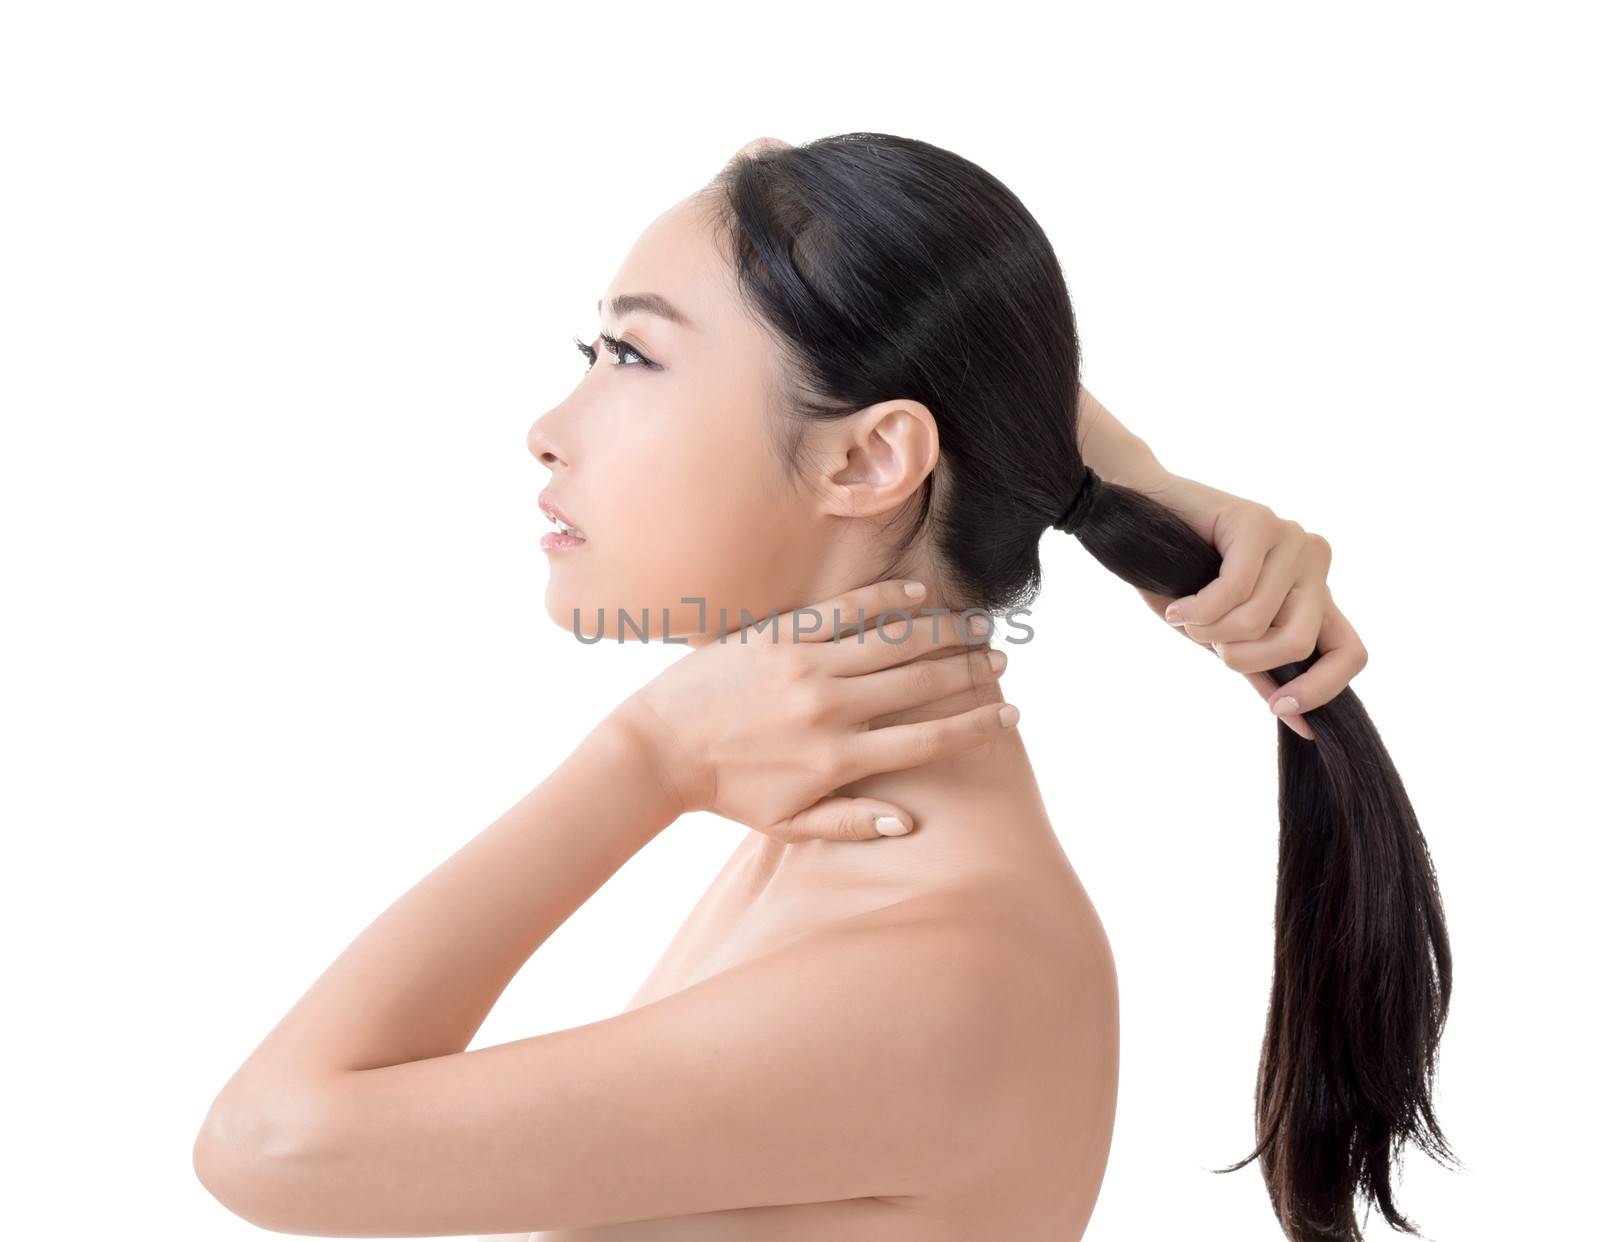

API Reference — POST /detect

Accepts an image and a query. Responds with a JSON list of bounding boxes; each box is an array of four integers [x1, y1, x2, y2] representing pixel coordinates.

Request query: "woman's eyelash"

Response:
[[571, 332, 658, 371]]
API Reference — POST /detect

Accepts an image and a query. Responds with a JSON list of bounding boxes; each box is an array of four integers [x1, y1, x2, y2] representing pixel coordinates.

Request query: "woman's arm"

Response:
[[192, 716, 1020, 1236], [1076, 384, 1167, 490], [192, 581, 1024, 1235], [194, 710, 679, 1111]]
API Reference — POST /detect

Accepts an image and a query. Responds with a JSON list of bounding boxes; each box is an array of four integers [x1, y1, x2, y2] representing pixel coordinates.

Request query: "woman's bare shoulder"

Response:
[[820, 864, 1118, 1223], [869, 849, 1114, 969], [822, 860, 1118, 1075]]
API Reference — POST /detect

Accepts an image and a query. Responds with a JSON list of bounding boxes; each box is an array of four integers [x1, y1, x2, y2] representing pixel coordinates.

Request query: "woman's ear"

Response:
[[815, 398, 940, 521]]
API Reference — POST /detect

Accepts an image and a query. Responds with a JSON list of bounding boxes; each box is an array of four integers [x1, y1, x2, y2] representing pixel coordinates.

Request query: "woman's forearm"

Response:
[[201, 709, 679, 1118], [1077, 386, 1168, 490]]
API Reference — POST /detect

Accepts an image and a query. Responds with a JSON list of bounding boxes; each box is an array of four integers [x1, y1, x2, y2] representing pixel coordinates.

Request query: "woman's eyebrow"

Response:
[[596, 293, 695, 329]]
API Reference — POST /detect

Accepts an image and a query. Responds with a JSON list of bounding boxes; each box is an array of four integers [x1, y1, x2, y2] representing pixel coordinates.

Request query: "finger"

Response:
[[841, 699, 1020, 781], [1137, 586, 1180, 625], [1209, 584, 1322, 674], [764, 796, 915, 843], [781, 578, 931, 644], [842, 644, 1006, 719], [825, 609, 994, 676], [1260, 597, 1369, 717], [1163, 516, 1273, 628], [1243, 671, 1316, 741], [1178, 533, 1302, 644]]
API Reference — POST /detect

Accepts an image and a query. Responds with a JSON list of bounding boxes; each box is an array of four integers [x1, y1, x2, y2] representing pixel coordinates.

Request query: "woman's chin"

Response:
[[542, 591, 713, 646], [543, 593, 594, 639]]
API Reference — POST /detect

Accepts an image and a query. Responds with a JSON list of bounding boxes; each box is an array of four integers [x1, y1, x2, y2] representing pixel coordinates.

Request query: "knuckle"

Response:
[[837, 809, 872, 841], [787, 645, 819, 679], [909, 723, 945, 767], [792, 679, 828, 722], [910, 659, 943, 700], [1238, 602, 1272, 636]]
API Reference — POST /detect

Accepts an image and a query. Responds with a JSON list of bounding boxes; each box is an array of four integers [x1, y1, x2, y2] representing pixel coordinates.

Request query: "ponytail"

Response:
[[1066, 473, 1455, 1241]]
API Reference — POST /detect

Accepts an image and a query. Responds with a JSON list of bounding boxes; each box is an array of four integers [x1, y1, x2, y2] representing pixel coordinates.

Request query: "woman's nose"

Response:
[[526, 411, 568, 469]]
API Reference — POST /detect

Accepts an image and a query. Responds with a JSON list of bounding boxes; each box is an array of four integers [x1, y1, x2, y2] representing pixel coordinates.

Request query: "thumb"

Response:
[[767, 797, 915, 843], [1243, 670, 1316, 742], [1137, 586, 1202, 635]]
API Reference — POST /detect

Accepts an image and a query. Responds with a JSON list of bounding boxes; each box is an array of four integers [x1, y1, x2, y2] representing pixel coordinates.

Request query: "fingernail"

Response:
[[1165, 602, 1186, 625], [997, 703, 1020, 727], [904, 580, 926, 599], [1271, 696, 1300, 717], [1211, 641, 1224, 658], [874, 815, 910, 836], [988, 649, 1007, 673], [967, 613, 992, 637]]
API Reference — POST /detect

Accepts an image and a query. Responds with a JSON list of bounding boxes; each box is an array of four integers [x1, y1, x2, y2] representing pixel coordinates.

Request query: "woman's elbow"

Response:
[[192, 1081, 334, 1232]]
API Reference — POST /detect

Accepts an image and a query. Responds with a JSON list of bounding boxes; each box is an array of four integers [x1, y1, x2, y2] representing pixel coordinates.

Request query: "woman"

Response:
[[193, 133, 1451, 1241]]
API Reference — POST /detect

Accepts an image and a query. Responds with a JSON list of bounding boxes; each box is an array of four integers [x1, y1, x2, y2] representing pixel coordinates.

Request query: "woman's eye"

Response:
[[600, 332, 655, 368], [571, 331, 658, 372]]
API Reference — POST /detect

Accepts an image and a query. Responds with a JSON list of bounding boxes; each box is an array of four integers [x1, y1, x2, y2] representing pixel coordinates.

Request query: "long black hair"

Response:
[[700, 132, 1453, 1241]]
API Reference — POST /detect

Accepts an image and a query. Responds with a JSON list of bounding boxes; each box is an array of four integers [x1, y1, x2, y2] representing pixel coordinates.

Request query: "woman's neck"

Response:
[[747, 654, 1070, 899]]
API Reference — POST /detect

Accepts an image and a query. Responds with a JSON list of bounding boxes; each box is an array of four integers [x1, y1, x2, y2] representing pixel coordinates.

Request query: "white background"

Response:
[[3, 3, 1593, 1239]]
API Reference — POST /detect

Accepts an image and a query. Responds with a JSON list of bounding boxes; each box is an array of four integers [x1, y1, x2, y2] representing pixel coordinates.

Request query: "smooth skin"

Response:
[[193, 139, 1368, 1240], [192, 581, 1041, 1238]]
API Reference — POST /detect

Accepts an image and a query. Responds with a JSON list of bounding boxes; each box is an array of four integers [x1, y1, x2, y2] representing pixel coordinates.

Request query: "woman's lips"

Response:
[[538, 493, 587, 549]]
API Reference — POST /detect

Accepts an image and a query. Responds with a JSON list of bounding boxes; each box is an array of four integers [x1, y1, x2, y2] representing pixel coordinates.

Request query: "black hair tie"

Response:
[[1052, 468, 1103, 535]]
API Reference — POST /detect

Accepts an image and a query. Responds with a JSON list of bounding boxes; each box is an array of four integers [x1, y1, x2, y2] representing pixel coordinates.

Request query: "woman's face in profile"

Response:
[[527, 192, 828, 643]]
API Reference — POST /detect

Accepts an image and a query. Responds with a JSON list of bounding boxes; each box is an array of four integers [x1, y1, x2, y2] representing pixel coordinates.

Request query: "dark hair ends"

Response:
[[703, 132, 1455, 1241]]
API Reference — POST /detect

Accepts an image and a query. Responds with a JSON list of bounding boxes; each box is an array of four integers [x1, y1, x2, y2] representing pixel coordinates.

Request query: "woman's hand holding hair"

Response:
[[614, 578, 1015, 843], [1133, 472, 1364, 742], [1076, 387, 1366, 743]]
